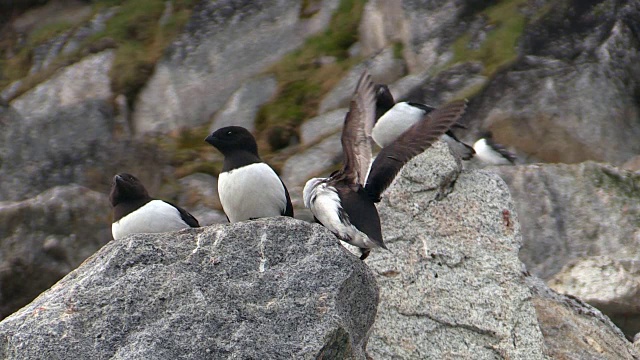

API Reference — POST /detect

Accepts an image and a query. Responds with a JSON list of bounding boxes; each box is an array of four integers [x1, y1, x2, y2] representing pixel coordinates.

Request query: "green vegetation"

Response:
[[95, 0, 197, 107], [150, 124, 222, 178], [450, 0, 528, 76], [392, 41, 404, 60], [1, 20, 79, 91], [0, 0, 197, 104], [256, 0, 366, 150]]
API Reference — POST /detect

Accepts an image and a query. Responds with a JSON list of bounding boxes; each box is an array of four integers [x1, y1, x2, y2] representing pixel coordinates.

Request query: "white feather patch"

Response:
[[372, 102, 424, 147], [218, 163, 287, 222], [473, 138, 512, 165], [303, 178, 381, 249], [112, 200, 191, 240]]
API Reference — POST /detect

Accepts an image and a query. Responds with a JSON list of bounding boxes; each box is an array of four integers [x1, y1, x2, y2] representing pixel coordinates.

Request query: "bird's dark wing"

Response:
[[280, 178, 294, 217], [166, 201, 200, 227], [337, 185, 386, 249], [341, 70, 376, 186], [486, 138, 517, 164], [365, 99, 468, 201]]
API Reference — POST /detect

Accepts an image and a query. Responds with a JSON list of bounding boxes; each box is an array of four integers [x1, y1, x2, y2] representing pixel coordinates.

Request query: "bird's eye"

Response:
[[227, 131, 232, 135]]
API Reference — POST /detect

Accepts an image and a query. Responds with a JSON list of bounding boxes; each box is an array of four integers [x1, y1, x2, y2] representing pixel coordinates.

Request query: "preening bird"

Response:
[[372, 84, 475, 160], [473, 131, 517, 165], [205, 126, 293, 222], [304, 70, 468, 259], [110, 173, 200, 240]]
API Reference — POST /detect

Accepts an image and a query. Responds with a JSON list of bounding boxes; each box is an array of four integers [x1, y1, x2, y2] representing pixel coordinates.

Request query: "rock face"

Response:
[[465, 0, 640, 165], [366, 141, 548, 359], [0, 218, 379, 359], [209, 75, 278, 133], [1, 51, 115, 201], [366, 141, 639, 358], [359, 0, 465, 72], [529, 276, 639, 360], [548, 256, 640, 338], [491, 162, 640, 280], [282, 131, 342, 187], [133, 0, 340, 134], [0, 185, 111, 320]]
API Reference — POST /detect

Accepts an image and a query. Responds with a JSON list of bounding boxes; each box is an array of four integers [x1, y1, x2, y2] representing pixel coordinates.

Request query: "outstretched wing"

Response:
[[365, 99, 468, 201], [340, 70, 376, 186]]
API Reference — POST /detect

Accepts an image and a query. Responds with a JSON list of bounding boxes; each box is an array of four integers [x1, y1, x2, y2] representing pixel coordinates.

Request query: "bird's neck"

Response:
[[113, 197, 152, 222], [222, 150, 262, 172]]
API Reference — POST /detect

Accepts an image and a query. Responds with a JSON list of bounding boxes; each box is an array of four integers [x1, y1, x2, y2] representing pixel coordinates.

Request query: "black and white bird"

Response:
[[304, 71, 467, 259], [205, 126, 293, 222], [110, 173, 200, 240], [372, 84, 475, 160], [473, 131, 517, 165]]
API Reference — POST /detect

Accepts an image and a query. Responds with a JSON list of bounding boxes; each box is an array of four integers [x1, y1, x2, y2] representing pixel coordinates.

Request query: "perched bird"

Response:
[[473, 131, 517, 165], [304, 71, 467, 259], [372, 84, 475, 160], [110, 173, 200, 240], [205, 126, 293, 222]]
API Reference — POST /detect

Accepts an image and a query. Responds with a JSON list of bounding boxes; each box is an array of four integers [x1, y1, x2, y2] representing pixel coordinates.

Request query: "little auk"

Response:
[[473, 131, 517, 165], [304, 71, 467, 259], [372, 84, 475, 160], [110, 173, 200, 240], [205, 126, 293, 222]]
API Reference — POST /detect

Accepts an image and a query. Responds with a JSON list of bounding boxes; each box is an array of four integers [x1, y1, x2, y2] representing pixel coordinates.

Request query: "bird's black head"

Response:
[[479, 130, 494, 139], [109, 173, 150, 207], [374, 84, 395, 120], [205, 126, 259, 156]]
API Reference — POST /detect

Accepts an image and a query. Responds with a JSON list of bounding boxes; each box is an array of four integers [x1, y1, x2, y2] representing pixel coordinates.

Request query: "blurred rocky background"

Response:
[[0, 0, 639, 354]]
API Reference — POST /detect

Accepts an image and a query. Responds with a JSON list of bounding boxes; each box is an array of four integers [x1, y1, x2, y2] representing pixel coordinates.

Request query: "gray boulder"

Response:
[[0, 218, 379, 359], [465, 1, 640, 165], [529, 275, 639, 359], [491, 162, 640, 280], [548, 256, 640, 338], [282, 131, 342, 187], [1, 51, 115, 201], [176, 172, 228, 226], [300, 107, 347, 145], [0, 185, 111, 320], [367, 141, 638, 358], [358, 0, 467, 72], [318, 48, 406, 113], [1, 50, 171, 202], [367, 141, 549, 359], [133, 0, 340, 134], [209, 75, 278, 133]]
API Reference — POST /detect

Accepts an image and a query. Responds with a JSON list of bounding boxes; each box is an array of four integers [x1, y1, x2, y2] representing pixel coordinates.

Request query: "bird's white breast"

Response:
[[303, 178, 380, 249], [473, 139, 512, 165], [218, 163, 287, 222], [112, 200, 191, 240], [372, 102, 424, 147]]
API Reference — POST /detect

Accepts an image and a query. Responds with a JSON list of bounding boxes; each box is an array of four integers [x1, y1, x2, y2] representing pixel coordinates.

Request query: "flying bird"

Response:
[[304, 71, 467, 259], [473, 131, 517, 165], [110, 173, 200, 240], [205, 126, 293, 222], [372, 84, 475, 160]]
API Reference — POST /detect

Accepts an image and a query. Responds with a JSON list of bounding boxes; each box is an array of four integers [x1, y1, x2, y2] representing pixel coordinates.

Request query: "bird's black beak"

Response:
[[204, 134, 216, 145], [114, 174, 123, 184]]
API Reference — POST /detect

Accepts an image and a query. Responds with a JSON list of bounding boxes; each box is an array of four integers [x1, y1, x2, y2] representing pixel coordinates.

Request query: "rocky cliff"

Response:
[[1, 141, 637, 359], [1, 0, 639, 354]]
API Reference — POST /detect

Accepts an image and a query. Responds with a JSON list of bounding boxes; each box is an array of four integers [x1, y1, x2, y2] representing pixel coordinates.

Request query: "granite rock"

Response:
[[0, 218, 379, 359], [491, 162, 640, 280], [0, 185, 111, 320]]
